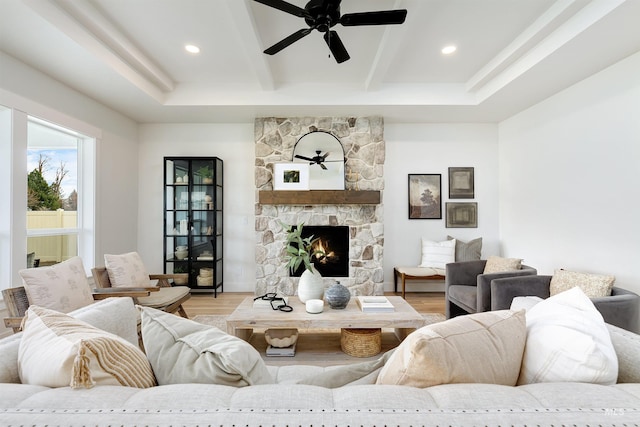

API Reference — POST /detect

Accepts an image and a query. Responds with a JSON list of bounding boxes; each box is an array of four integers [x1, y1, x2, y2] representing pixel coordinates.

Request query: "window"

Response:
[[0, 97, 97, 295], [26, 117, 94, 267]]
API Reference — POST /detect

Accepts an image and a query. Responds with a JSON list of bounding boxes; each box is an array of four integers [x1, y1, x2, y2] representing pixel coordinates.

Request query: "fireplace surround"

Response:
[[255, 116, 384, 297]]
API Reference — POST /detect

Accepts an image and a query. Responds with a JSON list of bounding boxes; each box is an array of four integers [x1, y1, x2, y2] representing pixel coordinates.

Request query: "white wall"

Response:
[[383, 124, 500, 291], [499, 52, 640, 304], [137, 124, 256, 291], [0, 52, 139, 270]]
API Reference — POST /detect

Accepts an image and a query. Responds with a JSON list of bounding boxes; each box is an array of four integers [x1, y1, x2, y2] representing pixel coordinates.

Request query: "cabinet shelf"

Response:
[[259, 190, 380, 205]]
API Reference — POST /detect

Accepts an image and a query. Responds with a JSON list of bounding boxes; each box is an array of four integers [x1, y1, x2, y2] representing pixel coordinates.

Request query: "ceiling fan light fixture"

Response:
[[441, 45, 457, 55], [184, 44, 201, 54], [255, 0, 407, 63]]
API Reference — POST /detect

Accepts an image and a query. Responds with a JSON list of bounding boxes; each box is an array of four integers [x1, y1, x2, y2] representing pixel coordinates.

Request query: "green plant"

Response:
[[281, 222, 324, 274], [197, 165, 213, 178], [173, 264, 188, 274]]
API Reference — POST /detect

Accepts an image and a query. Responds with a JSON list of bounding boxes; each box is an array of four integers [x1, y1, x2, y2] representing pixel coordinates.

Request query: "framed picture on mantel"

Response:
[[273, 163, 309, 191]]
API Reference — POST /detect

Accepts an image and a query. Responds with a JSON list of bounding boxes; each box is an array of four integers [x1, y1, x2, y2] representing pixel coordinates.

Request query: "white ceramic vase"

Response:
[[297, 265, 324, 303]]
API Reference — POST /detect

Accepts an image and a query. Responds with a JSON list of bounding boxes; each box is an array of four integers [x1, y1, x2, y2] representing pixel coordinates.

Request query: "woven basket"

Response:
[[340, 328, 381, 358]]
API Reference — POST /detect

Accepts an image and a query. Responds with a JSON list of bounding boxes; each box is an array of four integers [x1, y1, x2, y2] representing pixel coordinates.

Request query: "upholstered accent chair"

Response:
[[445, 260, 537, 319], [490, 275, 640, 332]]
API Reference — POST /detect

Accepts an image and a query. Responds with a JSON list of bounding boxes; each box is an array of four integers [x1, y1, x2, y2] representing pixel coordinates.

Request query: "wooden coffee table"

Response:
[[226, 296, 424, 342]]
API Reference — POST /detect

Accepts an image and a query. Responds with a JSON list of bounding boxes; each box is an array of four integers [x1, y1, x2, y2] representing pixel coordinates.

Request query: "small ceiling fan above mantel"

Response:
[[254, 0, 408, 63], [294, 150, 341, 170]]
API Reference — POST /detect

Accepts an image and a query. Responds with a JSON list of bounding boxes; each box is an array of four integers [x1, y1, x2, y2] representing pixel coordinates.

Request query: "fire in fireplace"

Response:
[[291, 226, 349, 278]]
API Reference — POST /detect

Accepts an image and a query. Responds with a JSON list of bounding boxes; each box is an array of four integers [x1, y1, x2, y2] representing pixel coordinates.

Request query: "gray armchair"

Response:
[[491, 275, 640, 332], [445, 260, 537, 319]]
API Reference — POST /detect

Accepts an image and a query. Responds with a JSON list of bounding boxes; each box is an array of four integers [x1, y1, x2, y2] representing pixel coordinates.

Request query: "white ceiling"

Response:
[[1, 0, 639, 124]]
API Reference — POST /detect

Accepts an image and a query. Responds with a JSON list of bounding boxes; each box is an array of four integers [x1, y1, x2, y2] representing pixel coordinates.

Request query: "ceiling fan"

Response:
[[254, 0, 408, 63], [294, 150, 341, 169]]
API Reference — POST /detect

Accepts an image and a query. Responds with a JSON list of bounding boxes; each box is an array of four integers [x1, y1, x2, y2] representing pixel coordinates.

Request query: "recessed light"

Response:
[[441, 45, 457, 55], [185, 44, 200, 54]]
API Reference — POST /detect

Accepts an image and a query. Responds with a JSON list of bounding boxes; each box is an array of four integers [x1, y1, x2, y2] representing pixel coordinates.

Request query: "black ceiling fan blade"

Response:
[[264, 28, 312, 55], [340, 10, 407, 26], [320, 163, 328, 170], [323, 31, 350, 63], [294, 154, 316, 162], [253, 0, 311, 19]]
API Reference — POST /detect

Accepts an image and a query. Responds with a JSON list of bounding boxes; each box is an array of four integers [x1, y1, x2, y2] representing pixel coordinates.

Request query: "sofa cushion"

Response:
[[104, 252, 154, 288], [419, 238, 456, 269], [139, 306, 273, 386], [518, 287, 618, 385], [483, 256, 522, 274], [549, 269, 615, 298], [0, 297, 139, 385], [376, 309, 526, 387], [447, 236, 482, 262], [19, 256, 94, 313], [18, 305, 155, 389]]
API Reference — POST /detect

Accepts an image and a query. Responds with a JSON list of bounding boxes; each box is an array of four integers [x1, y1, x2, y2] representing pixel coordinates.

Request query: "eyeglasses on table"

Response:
[[254, 292, 293, 312]]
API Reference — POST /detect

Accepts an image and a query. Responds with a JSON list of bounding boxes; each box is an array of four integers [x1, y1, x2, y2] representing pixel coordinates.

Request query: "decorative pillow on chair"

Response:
[[18, 305, 156, 389], [19, 256, 94, 313], [549, 269, 615, 298], [104, 252, 153, 288], [139, 306, 273, 386], [419, 238, 456, 269], [483, 256, 522, 274], [447, 236, 482, 262], [518, 287, 618, 385], [376, 310, 526, 387]]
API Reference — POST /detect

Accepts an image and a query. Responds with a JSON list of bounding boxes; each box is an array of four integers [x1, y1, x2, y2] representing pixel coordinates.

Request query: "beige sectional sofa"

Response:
[[1, 297, 640, 426]]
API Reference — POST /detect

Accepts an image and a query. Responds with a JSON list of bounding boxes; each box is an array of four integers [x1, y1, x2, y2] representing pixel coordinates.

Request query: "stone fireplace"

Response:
[[255, 116, 384, 296]]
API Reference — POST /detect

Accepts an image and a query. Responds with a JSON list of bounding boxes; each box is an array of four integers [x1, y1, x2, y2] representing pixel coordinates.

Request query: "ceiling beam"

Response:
[[365, 0, 409, 92], [468, 0, 627, 102], [22, 0, 171, 102], [225, 0, 275, 91]]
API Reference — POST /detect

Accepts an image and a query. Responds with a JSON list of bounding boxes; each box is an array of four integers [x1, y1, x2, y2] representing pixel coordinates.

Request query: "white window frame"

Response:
[[0, 89, 99, 294]]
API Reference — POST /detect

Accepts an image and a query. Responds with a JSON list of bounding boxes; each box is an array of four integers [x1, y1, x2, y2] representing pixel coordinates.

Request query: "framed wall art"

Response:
[[446, 202, 478, 228], [273, 163, 309, 190], [448, 167, 474, 199], [408, 174, 442, 219]]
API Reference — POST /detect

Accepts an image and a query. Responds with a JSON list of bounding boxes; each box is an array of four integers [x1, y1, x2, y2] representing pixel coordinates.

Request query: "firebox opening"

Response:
[[291, 225, 349, 278]]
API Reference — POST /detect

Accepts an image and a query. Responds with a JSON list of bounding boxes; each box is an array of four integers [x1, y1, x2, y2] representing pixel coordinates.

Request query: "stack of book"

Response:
[[356, 296, 395, 312], [266, 343, 296, 357]]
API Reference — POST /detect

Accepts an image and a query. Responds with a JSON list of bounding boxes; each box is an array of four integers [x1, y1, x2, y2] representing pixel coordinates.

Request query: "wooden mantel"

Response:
[[259, 190, 380, 205]]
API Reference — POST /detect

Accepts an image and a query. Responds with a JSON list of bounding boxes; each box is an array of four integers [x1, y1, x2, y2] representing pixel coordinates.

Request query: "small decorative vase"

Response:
[[325, 281, 351, 309], [175, 246, 188, 260], [297, 265, 324, 303]]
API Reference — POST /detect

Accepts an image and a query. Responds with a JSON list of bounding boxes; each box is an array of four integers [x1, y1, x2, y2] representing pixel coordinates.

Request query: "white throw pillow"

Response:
[[104, 252, 153, 288], [419, 238, 456, 269], [518, 287, 618, 385], [19, 256, 94, 313], [139, 306, 273, 386], [377, 310, 526, 387], [18, 305, 156, 389], [510, 296, 543, 312]]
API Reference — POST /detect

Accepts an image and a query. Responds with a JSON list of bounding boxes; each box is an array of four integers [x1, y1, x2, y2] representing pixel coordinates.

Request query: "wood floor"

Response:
[[183, 291, 446, 318]]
